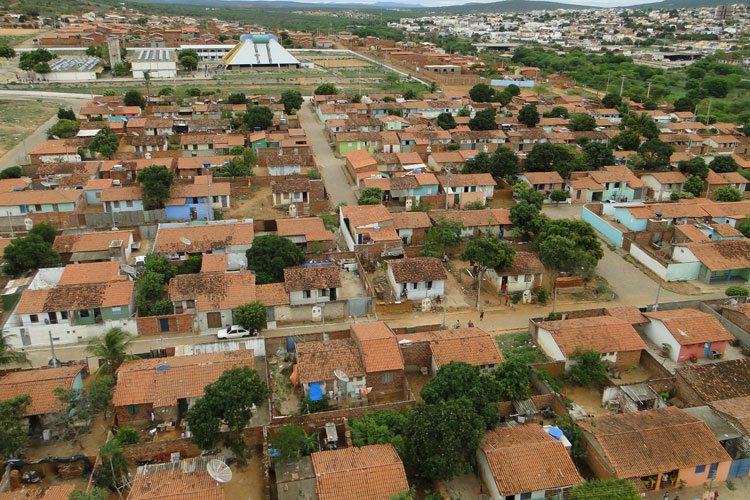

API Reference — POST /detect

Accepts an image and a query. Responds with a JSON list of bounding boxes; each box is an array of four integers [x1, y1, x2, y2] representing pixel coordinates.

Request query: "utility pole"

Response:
[[619, 75, 626, 97], [646, 81, 652, 99], [653, 279, 663, 311], [48, 331, 58, 368], [605, 73, 611, 94], [706, 98, 712, 124]]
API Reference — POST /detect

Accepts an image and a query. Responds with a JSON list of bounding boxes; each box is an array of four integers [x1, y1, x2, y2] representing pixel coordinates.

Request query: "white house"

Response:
[[640, 172, 687, 201], [486, 251, 544, 294], [386, 257, 447, 301], [283, 264, 342, 305], [131, 48, 177, 79]]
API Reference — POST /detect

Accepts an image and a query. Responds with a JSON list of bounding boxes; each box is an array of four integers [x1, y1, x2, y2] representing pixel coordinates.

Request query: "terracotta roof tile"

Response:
[[169, 271, 255, 311], [578, 406, 731, 478], [340, 205, 392, 229], [391, 211, 431, 230], [481, 425, 582, 496], [276, 217, 334, 243], [57, 261, 122, 285], [113, 351, 254, 408], [536, 316, 647, 357], [16, 281, 134, 314], [255, 283, 290, 306], [0, 485, 76, 500], [311, 444, 408, 500], [437, 173, 496, 188], [296, 339, 364, 384], [494, 251, 544, 276], [520, 171, 564, 185], [0, 190, 82, 207], [155, 222, 254, 254], [388, 257, 446, 283], [0, 366, 83, 416], [53, 230, 133, 254], [100, 185, 143, 202], [675, 359, 750, 403], [127, 455, 225, 500], [675, 224, 711, 243], [350, 322, 404, 373], [427, 327, 503, 368], [429, 209, 511, 227], [200, 253, 227, 273], [605, 306, 649, 325], [644, 308, 734, 345], [709, 396, 750, 434], [283, 264, 341, 292]]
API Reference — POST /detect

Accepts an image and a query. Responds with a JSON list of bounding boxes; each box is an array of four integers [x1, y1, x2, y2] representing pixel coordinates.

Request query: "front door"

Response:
[[704, 342, 712, 358], [206, 312, 222, 329], [159, 317, 170, 333]]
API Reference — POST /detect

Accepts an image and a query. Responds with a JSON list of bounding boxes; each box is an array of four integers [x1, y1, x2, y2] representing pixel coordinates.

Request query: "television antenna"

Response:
[[207, 459, 232, 483]]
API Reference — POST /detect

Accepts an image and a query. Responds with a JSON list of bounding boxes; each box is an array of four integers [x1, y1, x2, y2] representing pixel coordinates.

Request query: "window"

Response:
[[29, 314, 39, 323], [186, 300, 195, 309], [576, 190, 581, 199], [113, 201, 120, 209], [708, 462, 718, 479], [520, 493, 532, 500], [61, 311, 68, 320], [413, 282, 419, 290], [79, 309, 91, 318], [524, 274, 533, 282], [695, 465, 706, 474], [427, 281, 433, 290], [127, 404, 141, 415], [381, 372, 393, 384], [303, 290, 311, 299], [111, 306, 122, 315], [192, 144, 198, 150], [319, 289, 329, 297], [35, 204, 42, 211], [126, 200, 133, 208]]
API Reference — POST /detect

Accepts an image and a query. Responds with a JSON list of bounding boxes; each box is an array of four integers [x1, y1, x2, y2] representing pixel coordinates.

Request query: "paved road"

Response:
[[297, 99, 358, 207], [0, 92, 89, 170]]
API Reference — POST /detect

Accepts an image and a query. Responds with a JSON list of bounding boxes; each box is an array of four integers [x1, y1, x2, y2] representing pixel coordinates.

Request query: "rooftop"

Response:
[[350, 322, 404, 373], [296, 338, 364, 384], [155, 221, 254, 254], [535, 316, 647, 357], [0, 366, 83, 417], [675, 359, 750, 403], [52, 230, 133, 254], [16, 280, 134, 314], [283, 264, 341, 292], [388, 257, 447, 283], [127, 455, 225, 500], [643, 308, 734, 345], [168, 271, 256, 312]]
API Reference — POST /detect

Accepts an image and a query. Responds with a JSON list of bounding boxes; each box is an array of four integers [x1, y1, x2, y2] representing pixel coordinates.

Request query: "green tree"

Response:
[[57, 108, 76, 120], [111, 62, 129, 77], [493, 355, 531, 401], [32, 61, 50, 75], [737, 217, 750, 238], [535, 219, 602, 264], [404, 400, 484, 481], [462, 147, 520, 179], [158, 87, 174, 96], [350, 410, 407, 455], [505, 84, 521, 96], [460, 236, 515, 306], [269, 424, 318, 460], [537, 235, 595, 274], [314, 83, 338, 95], [726, 286, 749, 297], [517, 104, 540, 128], [0, 333, 27, 366], [683, 175, 704, 198], [137, 165, 174, 209], [703, 77, 729, 98], [47, 119, 80, 139], [94, 441, 129, 489], [114, 426, 140, 446], [28, 222, 57, 244], [582, 142, 615, 170], [568, 348, 608, 387], [0, 46, 15, 59], [280, 90, 303, 114], [610, 129, 641, 151], [179, 55, 198, 71], [87, 375, 115, 412], [246, 234, 305, 283], [713, 185, 743, 202], [89, 127, 120, 159], [136, 271, 165, 316], [569, 479, 641, 500], [86, 328, 138, 374], [144, 254, 177, 283], [601, 93, 622, 109], [569, 113, 596, 131], [3, 234, 60, 276], [526, 142, 575, 178], [227, 92, 247, 104], [678, 157, 709, 179], [710, 155, 738, 173], [421, 361, 502, 430], [436, 112, 456, 130], [421, 217, 463, 257], [549, 189, 569, 203], [620, 112, 659, 140], [468, 108, 497, 131], [18, 48, 54, 70], [546, 106, 569, 118], [0, 167, 22, 179], [514, 182, 546, 209], [244, 105, 274, 130], [185, 366, 268, 454], [0, 395, 32, 458], [469, 83, 495, 103], [176, 255, 202, 275], [510, 200, 541, 240], [673, 96, 694, 112], [358, 187, 383, 205], [124, 90, 146, 108], [234, 301, 267, 332], [638, 139, 674, 170], [68, 487, 110, 500]]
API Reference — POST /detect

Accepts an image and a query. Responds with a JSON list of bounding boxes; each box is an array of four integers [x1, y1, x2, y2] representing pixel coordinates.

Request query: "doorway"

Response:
[[206, 312, 222, 329]]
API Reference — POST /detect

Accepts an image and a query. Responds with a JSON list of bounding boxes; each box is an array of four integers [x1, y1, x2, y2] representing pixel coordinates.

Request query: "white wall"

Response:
[[642, 318, 681, 362], [672, 245, 699, 264], [476, 449, 504, 500], [3, 317, 137, 348], [537, 327, 565, 362], [629, 243, 668, 281]]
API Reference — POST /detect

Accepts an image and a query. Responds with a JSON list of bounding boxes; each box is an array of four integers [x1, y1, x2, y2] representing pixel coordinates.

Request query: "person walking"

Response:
[[479, 310, 484, 321], [504, 293, 510, 306]]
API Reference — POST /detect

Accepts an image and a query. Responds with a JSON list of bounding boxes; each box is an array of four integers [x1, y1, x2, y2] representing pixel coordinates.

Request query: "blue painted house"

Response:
[[165, 177, 231, 221]]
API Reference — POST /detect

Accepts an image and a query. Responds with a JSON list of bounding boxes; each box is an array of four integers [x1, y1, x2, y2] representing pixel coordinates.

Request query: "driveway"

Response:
[[297, 100, 357, 207], [0, 92, 89, 170]]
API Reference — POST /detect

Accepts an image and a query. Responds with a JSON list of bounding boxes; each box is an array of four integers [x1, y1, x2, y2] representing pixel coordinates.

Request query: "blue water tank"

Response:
[[547, 427, 564, 440], [239, 34, 253, 42]]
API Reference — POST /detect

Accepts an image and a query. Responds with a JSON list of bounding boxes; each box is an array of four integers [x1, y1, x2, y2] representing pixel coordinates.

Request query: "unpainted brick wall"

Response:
[[121, 437, 202, 465], [136, 313, 195, 336]]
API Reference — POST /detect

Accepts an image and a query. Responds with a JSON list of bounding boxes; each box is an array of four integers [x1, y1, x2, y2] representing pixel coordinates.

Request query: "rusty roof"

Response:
[[168, 271, 256, 311], [388, 257, 447, 283], [296, 339, 364, 384], [127, 455, 225, 500], [536, 316, 647, 357], [155, 222, 254, 254], [481, 425, 582, 496], [283, 264, 341, 292], [685, 239, 750, 271], [113, 351, 254, 408], [644, 308, 734, 345], [675, 359, 750, 403], [311, 444, 408, 500], [578, 406, 731, 478], [0, 366, 83, 417]]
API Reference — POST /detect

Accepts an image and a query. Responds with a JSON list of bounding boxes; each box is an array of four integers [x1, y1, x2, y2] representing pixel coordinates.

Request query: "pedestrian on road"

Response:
[[479, 310, 484, 321], [467, 320, 474, 328], [505, 293, 510, 306], [662, 494, 669, 500]]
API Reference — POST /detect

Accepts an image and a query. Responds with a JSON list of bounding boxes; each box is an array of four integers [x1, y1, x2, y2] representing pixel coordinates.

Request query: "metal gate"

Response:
[[347, 298, 371, 317], [728, 459, 750, 479], [206, 312, 222, 329]]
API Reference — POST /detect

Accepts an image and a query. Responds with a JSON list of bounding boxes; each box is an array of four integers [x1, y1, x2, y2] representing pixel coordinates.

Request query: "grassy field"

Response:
[[0, 29, 44, 48], [0, 99, 57, 156]]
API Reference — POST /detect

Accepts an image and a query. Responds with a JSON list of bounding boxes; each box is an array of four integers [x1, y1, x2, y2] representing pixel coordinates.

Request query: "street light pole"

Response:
[[48, 330, 58, 368]]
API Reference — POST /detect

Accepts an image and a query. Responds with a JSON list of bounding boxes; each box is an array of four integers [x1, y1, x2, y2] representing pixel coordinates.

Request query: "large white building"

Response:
[[46, 56, 103, 82], [222, 34, 300, 69], [131, 48, 177, 79]]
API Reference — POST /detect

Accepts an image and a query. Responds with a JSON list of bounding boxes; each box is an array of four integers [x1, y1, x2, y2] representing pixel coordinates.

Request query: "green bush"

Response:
[[726, 286, 749, 297], [510, 291, 522, 304], [536, 287, 549, 305]]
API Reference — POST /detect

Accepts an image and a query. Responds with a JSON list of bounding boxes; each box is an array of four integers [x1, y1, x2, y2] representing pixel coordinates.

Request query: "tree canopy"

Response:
[[569, 348, 609, 387], [350, 410, 407, 455], [517, 104, 540, 128], [421, 217, 463, 257], [3, 234, 60, 276], [436, 112, 456, 130], [569, 479, 641, 500], [244, 105, 274, 130], [460, 235, 515, 276], [468, 108, 497, 131], [493, 356, 532, 401], [526, 142, 576, 179], [358, 187, 383, 205], [47, 119, 79, 139], [569, 113, 596, 132], [246, 234, 305, 284], [462, 147, 519, 179], [89, 127, 120, 159], [86, 328, 137, 373], [234, 301, 267, 332], [314, 83, 338, 95], [137, 164, 174, 209], [280, 90, 303, 114], [269, 424, 318, 460], [713, 185, 744, 202], [0, 395, 32, 458], [678, 157, 709, 179], [710, 155, 738, 173], [123, 90, 146, 109]]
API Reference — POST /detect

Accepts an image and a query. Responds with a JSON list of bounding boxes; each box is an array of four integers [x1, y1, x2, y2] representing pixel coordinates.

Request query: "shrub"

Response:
[[726, 286, 749, 297], [536, 287, 549, 304]]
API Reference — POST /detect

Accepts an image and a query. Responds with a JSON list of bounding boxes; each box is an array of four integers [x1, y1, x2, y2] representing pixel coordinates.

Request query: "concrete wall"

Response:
[[582, 205, 623, 247], [136, 313, 195, 336]]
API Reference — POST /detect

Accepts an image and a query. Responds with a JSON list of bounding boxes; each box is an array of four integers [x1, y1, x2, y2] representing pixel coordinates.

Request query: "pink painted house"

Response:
[[641, 308, 734, 363]]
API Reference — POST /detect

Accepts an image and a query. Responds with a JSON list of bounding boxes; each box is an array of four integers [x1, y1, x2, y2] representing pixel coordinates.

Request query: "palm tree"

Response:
[[0, 333, 27, 366], [86, 327, 138, 373]]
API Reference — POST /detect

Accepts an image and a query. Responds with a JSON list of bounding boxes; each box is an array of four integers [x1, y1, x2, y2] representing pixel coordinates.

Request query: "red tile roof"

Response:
[[578, 406, 731, 478], [536, 316, 647, 357], [388, 257, 447, 283], [57, 261, 122, 286], [127, 455, 225, 500], [0, 366, 83, 416], [52, 230, 133, 254], [283, 264, 341, 292], [481, 425, 582, 496], [0, 486, 76, 500], [296, 339, 364, 384], [168, 271, 256, 311], [644, 308, 734, 345], [155, 222, 254, 254], [200, 253, 227, 273], [350, 321, 404, 373], [16, 281, 134, 314], [311, 444, 409, 500], [112, 351, 254, 408]]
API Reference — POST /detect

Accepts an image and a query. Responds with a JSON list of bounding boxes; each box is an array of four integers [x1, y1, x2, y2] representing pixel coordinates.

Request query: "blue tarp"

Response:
[[309, 382, 322, 401], [547, 427, 564, 440]]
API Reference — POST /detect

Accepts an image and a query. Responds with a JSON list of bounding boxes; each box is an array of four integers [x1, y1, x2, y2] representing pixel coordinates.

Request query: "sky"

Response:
[[251, 0, 653, 7]]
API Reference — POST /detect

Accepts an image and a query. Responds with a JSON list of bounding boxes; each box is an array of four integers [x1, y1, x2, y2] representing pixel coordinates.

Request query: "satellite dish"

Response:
[[207, 459, 232, 483], [334, 369, 349, 382], [180, 237, 191, 246]]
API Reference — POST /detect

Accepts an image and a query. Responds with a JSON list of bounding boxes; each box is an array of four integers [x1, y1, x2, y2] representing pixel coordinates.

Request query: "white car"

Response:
[[216, 325, 255, 339]]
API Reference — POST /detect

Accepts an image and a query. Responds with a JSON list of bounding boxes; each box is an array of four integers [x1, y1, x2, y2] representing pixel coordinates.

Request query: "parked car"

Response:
[[216, 325, 256, 339]]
